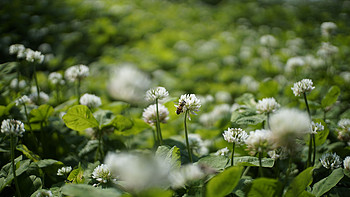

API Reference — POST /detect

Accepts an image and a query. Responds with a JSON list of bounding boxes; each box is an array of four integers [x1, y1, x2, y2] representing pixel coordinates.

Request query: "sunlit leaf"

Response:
[[63, 105, 99, 132], [312, 168, 344, 197]]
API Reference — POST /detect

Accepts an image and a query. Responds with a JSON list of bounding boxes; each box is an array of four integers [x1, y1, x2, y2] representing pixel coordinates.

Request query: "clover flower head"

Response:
[[36, 190, 53, 197], [176, 94, 201, 119], [291, 79, 315, 96], [311, 121, 324, 134], [320, 152, 342, 169], [1, 119, 25, 137], [9, 44, 26, 59], [188, 134, 209, 156], [80, 93, 102, 108], [142, 104, 169, 125], [25, 48, 44, 64], [285, 56, 305, 72], [222, 128, 248, 145], [92, 164, 112, 183], [321, 22, 337, 38], [215, 147, 230, 156], [57, 166, 72, 176], [338, 119, 350, 129], [48, 72, 65, 85], [145, 87, 169, 102], [15, 95, 30, 106], [344, 156, 350, 171], [10, 79, 27, 89], [246, 129, 273, 155], [317, 42, 338, 58], [260, 34, 278, 48], [256, 97, 280, 114], [65, 64, 89, 82], [337, 119, 350, 142]]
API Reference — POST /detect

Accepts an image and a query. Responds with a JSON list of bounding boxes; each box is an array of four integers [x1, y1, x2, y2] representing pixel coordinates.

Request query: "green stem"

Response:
[[33, 65, 40, 105], [312, 134, 316, 166], [11, 135, 21, 197], [184, 111, 193, 163], [266, 112, 270, 130], [274, 158, 280, 179], [155, 99, 163, 145], [307, 134, 312, 168], [259, 152, 264, 177], [77, 78, 81, 103], [241, 166, 251, 177], [23, 103, 33, 134], [303, 93, 311, 118], [17, 65, 20, 92], [231, 142, 235, 166], [56, 84, 60, 104]]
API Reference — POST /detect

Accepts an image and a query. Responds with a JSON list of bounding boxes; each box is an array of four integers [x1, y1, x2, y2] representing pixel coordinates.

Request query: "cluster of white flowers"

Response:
[[145, 87, 169, 102], [311, 121, 324, 134], [9, 44, 26, 59], [344, 156, 350, 171], [188, 134, 210, 156], [64, 64, 89, 82], [25, 48, 45, 64], [108, 64, 151, 104], [260, 34, 278, 48], [337, 119, 350, 142], [36, 190, 53, 197], [321, 22, 337, 38], [215, 147, 230, 156], [15, 95, 30, 106], [57, 166, 72, 176], [1, 119, 25, 137], [223, 128, 248, 145], [317, 42, 339, 59], [142, 104, 169, 125], [10, 79, 27, 90], [79, 93, 102, 108], [291, 79, 315, 96], [92, 164, 112, 184], [269, 108, 310, 150], [285, 56, 305, 72], [246, 129, 273, 154], [199, 104, 232, 127], [256, 97, 280, 114], [320, 152, 342, 170], [240, 76, 259, 92], [29, 91, 49, 104], [176, 94, 201, 119], [48, 72, 65, 85], [169, 164, 205, 189]]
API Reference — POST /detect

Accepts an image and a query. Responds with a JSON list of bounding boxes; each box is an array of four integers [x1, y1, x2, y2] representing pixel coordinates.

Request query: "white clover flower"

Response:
[[57, 166, 72, 176], [285, 56, 305, 72], [188, 134, 210, 156], [48, 72, 64, 85], [291, 79, 315, 96], [222, 128, 248, 145], [260, 34, 278, 48], [256, 97, 280, 114], [92, 164, 112, 183], [320, 152, 342, 169], [337, 119, 350, 142], [142, 104, 169, 125], [215, 147, 230, 156], [246, 129, 273, 154], [79, 93, 102, 108], [36, 190, 53, 197], [15, 95, 30, 106], [317, 42, 339, 58], [311, 121, 324, 134], [176, 94, 201, 119], [269, 108, 311, 149], [145, 87, 169, 102], [1, 119, 25, 137], [64, 64, 89, 82], [29, 91, 49, 104], [25, 48, 44, 64], [321, 22, 337, 38], [344, 156, 350, 171], [10, 79, 27, 89], [9, 44, 26, 59], [169, 164, 205, 189]]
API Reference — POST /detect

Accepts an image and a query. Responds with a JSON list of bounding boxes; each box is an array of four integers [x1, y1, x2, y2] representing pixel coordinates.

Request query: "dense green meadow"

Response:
[[1, 0, 350, 196]]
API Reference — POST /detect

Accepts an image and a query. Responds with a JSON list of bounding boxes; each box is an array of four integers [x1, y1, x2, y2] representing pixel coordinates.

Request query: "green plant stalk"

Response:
[[33, 65, 40, 104], [95, 129, 103, 162], [184, 111, 193, 163], [312, 134, 316, 166], [56, 84, 60, 104], [231, 142, 235, 166], [266, 112, 270, 130], [274, 158, 280, 179], [155, 99, 163, 145], [77, 78, 81, 102], [23, 103, 33, 134], [10, 135, 21, 197], [241, 166, 251, 177], [16, 65, 20, 92], [258, 152, 264, 177], [303, 92, 312, 168]]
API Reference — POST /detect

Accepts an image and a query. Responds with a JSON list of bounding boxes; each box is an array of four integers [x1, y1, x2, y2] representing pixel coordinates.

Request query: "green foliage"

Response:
[[67, 166, 85, 184], [285, 167, 314, 197], [206, 166, 243, 197], [16, 144, 41, 162], [234, 156, 274, 168], [247, 178, 281, 197], [111, 115, 134, 132], [321, 86, 340, 109], [29, 104, 54, 124], [155, 146, 181, 170], [313, 119, 329, 146], [312, 168, 344, 197], [63, 105, 99, 132], [197, 155, 229, 171], [61, 184, 122, 197]]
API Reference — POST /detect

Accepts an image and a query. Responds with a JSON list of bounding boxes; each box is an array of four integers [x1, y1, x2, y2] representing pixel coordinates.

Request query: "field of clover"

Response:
[[1, 0, 350, 196]]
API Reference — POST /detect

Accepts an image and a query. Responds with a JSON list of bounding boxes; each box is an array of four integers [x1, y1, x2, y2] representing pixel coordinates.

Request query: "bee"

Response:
[[176, 100, 186, 115]]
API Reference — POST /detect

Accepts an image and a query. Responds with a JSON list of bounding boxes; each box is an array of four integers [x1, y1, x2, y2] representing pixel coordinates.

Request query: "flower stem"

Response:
[[312, 134, 316, 166], [266, 112, 270, 130], [231, 142, 235, 166], [16, 65, 20, 92], [303, 93, 311, 118], [184, 111, 193, 163], [33, 65, 40, 105], [307, 134, 312, 168], [258, 152, 264, 177], [56, 84, 60, 104], [155, 99, 163, 145], [10, 135, 21, 197], [77, 78, 81, 103]]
